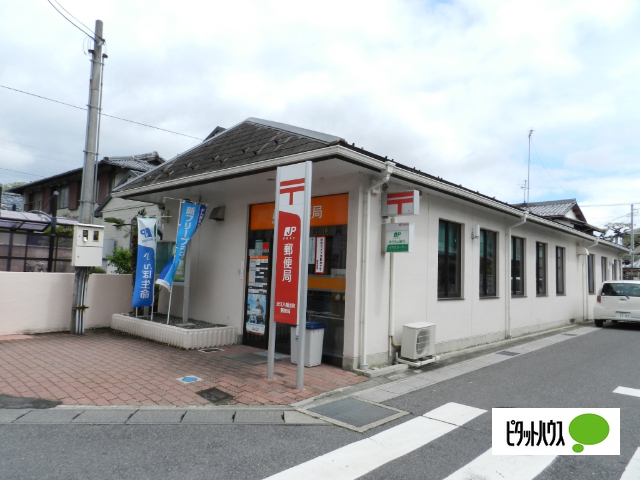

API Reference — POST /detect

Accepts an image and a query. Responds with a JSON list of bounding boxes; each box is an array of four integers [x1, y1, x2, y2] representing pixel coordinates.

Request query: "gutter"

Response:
[[505, 213, 528, 339], [112, 145, 625, 252], [359, 162, 394, 370]]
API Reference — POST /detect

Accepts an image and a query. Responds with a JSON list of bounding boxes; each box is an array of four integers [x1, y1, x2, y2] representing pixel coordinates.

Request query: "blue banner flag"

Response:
[[132, 217, 158, 308], [156, 202, 206, 291]]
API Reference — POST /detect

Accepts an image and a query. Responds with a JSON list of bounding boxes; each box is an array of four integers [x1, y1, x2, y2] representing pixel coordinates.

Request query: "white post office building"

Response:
[[113, 118, 625, 371]]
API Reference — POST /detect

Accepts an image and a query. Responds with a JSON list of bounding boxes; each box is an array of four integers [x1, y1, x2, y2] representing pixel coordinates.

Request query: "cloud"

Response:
[[1, 0, 640, 224]]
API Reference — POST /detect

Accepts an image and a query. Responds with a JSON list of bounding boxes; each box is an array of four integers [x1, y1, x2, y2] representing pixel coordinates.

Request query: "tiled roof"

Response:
[[116, 119, 340, 193], [103, 152, 164, 172], [1, 192, 23, 211], [512, 199, 577, 217]]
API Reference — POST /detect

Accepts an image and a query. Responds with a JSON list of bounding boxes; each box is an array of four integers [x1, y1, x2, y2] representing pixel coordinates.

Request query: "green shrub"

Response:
[[105, 247, 133, 274]]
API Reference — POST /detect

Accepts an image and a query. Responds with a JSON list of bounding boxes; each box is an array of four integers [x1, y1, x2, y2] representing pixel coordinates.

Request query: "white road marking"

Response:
[[263, 403, 486, 480], [620, 447, 640, 480], [423, 402, 486, 426], [614, 386, 640, 398], [442, 448, 556, 480]]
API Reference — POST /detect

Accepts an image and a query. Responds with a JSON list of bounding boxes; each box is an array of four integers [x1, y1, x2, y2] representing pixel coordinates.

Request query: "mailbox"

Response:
[[71, 223, 105, 267]]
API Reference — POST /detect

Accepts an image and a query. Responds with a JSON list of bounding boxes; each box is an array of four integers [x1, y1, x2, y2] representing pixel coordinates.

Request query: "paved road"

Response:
[[2, 322, 640, 480]]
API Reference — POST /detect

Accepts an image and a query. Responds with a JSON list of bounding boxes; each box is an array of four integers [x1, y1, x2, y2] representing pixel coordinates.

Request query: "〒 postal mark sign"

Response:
[[382, 190, 420, 216], [273, 162, 312, 325], [492, 408, 620, 455]]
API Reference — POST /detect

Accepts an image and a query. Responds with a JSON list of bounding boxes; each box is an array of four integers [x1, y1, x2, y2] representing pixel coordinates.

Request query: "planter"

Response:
[[111, 314, 237, 349]]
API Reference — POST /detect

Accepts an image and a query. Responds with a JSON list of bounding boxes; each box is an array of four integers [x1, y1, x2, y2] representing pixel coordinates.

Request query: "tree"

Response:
[[104, 208, 147, 238], [105, 247, 133, 274], [1, 181, 26, 189]]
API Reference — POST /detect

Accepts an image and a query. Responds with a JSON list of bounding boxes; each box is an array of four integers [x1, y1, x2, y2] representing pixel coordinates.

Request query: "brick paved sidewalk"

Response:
[[0, 331, 368, 406]]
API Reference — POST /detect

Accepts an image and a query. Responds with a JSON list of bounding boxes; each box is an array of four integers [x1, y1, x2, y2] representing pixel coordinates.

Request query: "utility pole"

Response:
[[527, 129, 534, 204], [631, 204, 635, 270], [72, 20, 105, 335]]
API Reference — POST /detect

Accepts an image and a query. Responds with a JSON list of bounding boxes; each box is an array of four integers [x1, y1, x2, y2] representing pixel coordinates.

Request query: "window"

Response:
[[536, 242, 547, 295], [58, 186, 70, 209], [479, 229, 497, 297], [601, 257, 608, 282], [556, 247, 565, 295], [511, 236, 525, 296], [438, 220, 462, 298], [587, 254, 595, 294], [613, 259, 618, 280], [30, 191, 43, 211]]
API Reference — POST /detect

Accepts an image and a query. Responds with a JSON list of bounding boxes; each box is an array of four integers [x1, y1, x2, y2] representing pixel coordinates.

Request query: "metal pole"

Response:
[[48, 192, 59, 272], [181, 243, 191, 324], [267, 169, 281, 380], [71, 20, 104, 335], [296, 161, 313, 391], [527, 129, 533, 204], [79, 20, 104, 224]]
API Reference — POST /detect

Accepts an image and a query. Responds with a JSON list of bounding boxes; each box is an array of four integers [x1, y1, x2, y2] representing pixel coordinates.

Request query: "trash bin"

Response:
[[290, 322, 325, 367]]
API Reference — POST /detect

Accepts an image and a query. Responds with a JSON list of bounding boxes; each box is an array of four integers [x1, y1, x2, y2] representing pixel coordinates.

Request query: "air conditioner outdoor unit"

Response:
[[401, 322, 436, 360]]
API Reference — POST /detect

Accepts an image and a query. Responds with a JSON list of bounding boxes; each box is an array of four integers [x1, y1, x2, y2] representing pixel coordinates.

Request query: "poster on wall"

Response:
[[246, 288, 267, 335], [248, 255, 269, 288], [315, 236, 326, 274]]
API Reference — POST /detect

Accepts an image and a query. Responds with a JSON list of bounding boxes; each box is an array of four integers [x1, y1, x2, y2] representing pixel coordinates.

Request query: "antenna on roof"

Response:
[[527, 129, 534, 204], [520, 180, 528, 203]]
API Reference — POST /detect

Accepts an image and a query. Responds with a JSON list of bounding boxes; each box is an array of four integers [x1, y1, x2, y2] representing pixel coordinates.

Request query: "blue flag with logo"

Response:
[[132, 217, 158, 308], [156, 202, 206, 291]]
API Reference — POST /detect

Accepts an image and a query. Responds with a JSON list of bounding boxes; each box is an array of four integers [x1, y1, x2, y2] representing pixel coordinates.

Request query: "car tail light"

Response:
[[597, 295, 601, 303]]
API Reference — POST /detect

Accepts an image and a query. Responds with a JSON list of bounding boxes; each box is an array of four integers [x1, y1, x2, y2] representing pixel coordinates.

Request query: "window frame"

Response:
[[479, 228, 498, 297], [437, 219, 463, 299], [556, 246, 565, 295], [601, 256, 608, 282], [511, 236, 525, 296], [587, 253, 595, 294], [536, 241, 547, 296], [58, 186, 70, 209]]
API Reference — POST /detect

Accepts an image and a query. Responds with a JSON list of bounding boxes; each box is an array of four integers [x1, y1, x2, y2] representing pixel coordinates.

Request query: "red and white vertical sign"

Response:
[[273, 162, 312, 325]]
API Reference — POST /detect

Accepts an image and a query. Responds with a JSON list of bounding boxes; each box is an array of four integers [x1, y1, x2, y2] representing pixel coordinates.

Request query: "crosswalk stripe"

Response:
[[620, 447, 640, 480], [442, 448, 556, 480], [263, 402, 486, 480], [614, 386, 640, 398]]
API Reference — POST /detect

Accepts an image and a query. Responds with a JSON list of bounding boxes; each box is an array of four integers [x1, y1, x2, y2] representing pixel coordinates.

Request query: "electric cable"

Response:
[[46, 0, 102, 43], [530, 139, 572, 197], [0, 138, 80, 158], [0, 146, 80, 166], [0, 84, 203, 140], [0, 167, 45, 178]]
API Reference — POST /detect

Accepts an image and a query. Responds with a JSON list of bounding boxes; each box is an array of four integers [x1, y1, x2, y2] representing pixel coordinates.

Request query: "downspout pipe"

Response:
[[389, 218, 401, 362], [359, 161, 395, 370], [505, 212, 528, 339]]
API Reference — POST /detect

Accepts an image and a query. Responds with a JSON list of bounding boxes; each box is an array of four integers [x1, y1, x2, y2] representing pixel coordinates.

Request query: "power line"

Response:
[[50, 0, 97, 40], [530, 139, 572, 197], [0, 167, 45, 178], [46, 0, 102, 43], [0, 84, 204, 141], [0, 138, 80, 158], [0, 145, 80, 166]]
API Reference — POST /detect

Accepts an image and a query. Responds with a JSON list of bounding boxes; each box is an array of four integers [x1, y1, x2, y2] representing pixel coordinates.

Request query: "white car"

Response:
[[594, 280, 640, 327]]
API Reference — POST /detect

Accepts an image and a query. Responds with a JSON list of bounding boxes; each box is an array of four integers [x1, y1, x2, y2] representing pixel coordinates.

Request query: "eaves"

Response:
[[112, 144, 626, 253]]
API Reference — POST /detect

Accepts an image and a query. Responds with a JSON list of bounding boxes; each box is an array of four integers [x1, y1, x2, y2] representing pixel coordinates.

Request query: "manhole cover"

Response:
[[496, 350, 520, 356], [199, 348, 224, 353], [177, 375, 202, 384], [308, 398, 405, 431], [226, 353, 275, 365], [197, 387, 233, 404], [254, 351, 290, 360]]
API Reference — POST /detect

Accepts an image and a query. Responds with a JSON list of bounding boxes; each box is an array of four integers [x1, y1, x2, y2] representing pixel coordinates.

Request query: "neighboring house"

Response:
[[7, 152, 165, 270], [112, 117, 626, 371], [512, 199, 603, 235]]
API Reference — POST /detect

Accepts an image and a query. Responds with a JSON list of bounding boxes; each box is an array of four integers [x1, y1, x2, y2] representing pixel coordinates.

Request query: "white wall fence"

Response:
[[0, 272, 133, 336]]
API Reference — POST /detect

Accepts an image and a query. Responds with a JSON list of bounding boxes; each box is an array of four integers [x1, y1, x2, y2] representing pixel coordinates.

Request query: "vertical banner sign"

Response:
[[315, 236, 326, 274], [132, 217, 158, 308], [273, 163, 312, 325], [156, 202, 207, 291]]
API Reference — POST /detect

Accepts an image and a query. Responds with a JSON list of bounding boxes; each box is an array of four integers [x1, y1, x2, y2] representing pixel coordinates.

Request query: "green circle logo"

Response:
[[569, 414, 609, 453]]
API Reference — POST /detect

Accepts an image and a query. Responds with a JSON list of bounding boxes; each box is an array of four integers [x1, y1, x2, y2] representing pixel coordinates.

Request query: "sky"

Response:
[[1, 0, 640, 229]]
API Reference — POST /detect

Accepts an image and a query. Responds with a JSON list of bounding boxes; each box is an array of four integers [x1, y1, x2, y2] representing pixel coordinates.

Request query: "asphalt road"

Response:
[[2, 322, 639, 480]]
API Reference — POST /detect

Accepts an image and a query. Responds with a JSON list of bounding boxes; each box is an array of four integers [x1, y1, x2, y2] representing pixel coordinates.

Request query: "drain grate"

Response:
[[496, 350, 520, 356], [308, 398, 405, 431], [561, 333, 578, 337], [254, 351, 290, 360], [196, 387, 233, 404], [199, 348, 224, 353]]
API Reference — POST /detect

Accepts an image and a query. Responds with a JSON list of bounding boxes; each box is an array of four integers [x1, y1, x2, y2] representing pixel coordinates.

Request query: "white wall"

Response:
[[0, 273, 133, 335]]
